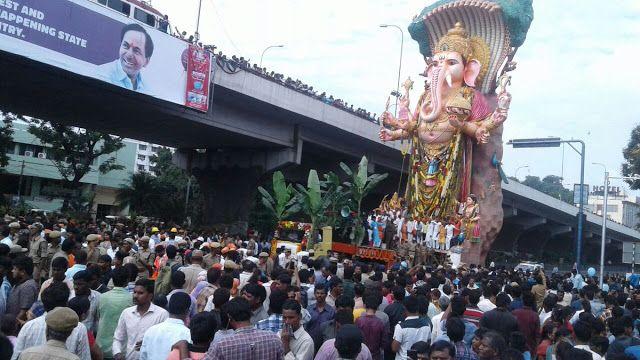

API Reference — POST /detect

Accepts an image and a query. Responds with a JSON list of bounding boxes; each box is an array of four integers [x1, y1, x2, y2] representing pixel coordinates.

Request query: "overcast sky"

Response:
[[153, 0, 640, 197]]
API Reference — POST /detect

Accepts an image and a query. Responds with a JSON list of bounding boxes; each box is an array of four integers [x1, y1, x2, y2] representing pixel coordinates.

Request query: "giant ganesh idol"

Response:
[[379, 0, 533, 264]]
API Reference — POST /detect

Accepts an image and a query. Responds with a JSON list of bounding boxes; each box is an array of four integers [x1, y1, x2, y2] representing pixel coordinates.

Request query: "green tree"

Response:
[[257, 171, 300, 222], [148, 148, 203, 224], [26, 119, 125, 211], [340, 156, 388, 244], [117, 148, 203, 224], [521, 175, 574, 204], [117, 172, 165, 214], [623, 124, 640, 189], [0, 112, 17, 169]]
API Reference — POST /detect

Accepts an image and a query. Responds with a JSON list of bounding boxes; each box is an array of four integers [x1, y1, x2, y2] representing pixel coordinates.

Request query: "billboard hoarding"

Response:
[[0, 0, 211, 112]]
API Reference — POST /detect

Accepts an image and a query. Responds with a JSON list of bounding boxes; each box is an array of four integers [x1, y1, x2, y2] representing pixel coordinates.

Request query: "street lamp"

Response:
[[592, 162, 608, 288], [591, 163, 640, 287], [195, 0, 203, 43], [259, 45, 284, 68], [515, 165, 529, 180], [379, 24, 404, 117], [507, 137, 586, 270]]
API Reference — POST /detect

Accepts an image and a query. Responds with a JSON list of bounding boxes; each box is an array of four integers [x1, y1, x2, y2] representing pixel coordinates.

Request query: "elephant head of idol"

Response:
[[422, 23, 489, 122]]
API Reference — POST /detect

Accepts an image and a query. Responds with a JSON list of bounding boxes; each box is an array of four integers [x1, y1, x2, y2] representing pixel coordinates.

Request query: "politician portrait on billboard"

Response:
[[0, 0, 211, 111], [100, 23, 154, 93]]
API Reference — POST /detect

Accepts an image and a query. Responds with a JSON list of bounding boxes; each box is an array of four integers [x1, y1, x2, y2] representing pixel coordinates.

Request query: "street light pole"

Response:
[[259, 45, 284, 68], [379, 24, 404, 117], [593, 163, 608, 288], [507, 138, 586, 270], [591, 171, 640, 286], [577, 140, 585, 271], [195, 0, 203, 43]]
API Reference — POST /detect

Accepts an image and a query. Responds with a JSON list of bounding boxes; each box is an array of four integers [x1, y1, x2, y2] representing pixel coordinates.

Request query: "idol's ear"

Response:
[[464, 59, 481, 87]]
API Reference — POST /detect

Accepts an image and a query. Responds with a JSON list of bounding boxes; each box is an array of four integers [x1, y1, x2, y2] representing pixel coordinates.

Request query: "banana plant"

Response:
[[340, 156, 388, 244], [295, 169, 324, 248], [257, 171, 300, 222], [320, 171, 351, 229]]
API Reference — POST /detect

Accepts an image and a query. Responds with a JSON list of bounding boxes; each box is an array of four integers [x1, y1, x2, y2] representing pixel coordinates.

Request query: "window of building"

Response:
[[596, 204, 619, 213], [134, 8, 156, 27], [5, 142, 15, 155], [149, 166, 157, 173], [137, 165, 146, 172], [151, 146, 159, 153], [138, 144, 147, 151], [107, 0, 131, 16], [137, 154, 146, 161]]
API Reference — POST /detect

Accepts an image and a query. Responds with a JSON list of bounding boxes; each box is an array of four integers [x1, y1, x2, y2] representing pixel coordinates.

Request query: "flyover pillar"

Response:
[[174, 145, 301, 233]]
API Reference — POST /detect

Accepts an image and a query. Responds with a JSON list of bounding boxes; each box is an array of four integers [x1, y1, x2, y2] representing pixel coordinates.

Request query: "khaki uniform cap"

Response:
[[86, 234, 101, 242], [224, 260, 239, 270], [46, 307, 79, 332]]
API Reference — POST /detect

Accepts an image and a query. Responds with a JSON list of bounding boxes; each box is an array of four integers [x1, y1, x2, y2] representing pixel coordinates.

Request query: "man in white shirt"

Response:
[[394, 216, 405, 240], [426, 220, 436, 248], [392, 296, 431, 360], [238, 259, 255, 292], [0, 225, 14, 246], [444, 221, 456, 250], [573, 319, 603, 360], [113, 279, 169, 360], [11, 282, 91, 360], [281, 299, 314, 360], [296, 247, 310, 271], [431, 220, 442, 249], [139, 292, 192, 360], [477, 287, 497, 313], [278, 248, 294, 268]]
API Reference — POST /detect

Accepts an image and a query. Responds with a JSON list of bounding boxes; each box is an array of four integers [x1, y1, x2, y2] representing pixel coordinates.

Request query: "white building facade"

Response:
[[587, 185, 640, 228], [130, 140, 163, 175]]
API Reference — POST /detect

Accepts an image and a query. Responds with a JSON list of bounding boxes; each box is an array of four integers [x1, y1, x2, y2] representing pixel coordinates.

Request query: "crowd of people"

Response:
[[213, 52, 379, 123], [0, 213, 637, 360], [128, 3, 381, 124]]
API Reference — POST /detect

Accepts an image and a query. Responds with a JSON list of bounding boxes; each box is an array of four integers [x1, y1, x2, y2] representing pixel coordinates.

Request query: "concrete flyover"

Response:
[[0, 49, 404, 225], [0, 47, 639, 263], [496, 180, 640, 265]]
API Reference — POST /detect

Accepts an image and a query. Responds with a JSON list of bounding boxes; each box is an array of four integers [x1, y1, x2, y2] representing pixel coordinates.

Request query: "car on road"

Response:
[[515, 261, 544, 272]]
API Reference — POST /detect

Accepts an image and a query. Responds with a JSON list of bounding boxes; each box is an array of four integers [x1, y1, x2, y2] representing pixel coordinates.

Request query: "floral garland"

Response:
[[276, 221, 312, 244]]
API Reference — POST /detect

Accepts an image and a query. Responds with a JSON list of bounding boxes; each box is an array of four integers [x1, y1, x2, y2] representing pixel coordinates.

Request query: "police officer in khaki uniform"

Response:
[[45, 231, 65, 279], [133, 236, 155, 279], [19, 307, 81, 360], [203, 242, 222, 269], [86, 234, 105, 264], [8, 221, 21, 244], [28, 222, 47, 284]]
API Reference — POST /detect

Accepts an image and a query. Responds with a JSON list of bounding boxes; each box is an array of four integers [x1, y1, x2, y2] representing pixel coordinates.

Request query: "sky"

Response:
[[153, 0, 640, 197]]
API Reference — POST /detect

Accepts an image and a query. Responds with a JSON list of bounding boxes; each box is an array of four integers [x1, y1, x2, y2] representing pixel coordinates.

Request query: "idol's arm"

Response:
[[478, 90, 512, 132], [379, 128, 412, 141]]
